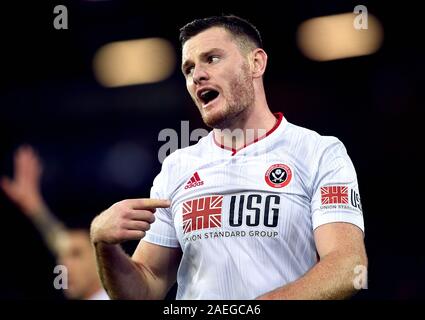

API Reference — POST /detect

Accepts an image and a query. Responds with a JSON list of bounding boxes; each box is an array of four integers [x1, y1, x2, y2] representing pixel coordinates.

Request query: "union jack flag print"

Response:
[[321, 186, 349, 204], [182, 196, 223, 233]]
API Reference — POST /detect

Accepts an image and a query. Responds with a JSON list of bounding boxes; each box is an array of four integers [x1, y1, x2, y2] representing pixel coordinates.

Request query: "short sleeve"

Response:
[[311, 138, 364, 232], [143, 162, 180, 248]]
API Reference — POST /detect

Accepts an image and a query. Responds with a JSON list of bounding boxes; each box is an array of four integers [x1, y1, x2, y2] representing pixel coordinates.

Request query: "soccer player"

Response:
[[90, 15, 367, 299], [1, 146, 109, 300]]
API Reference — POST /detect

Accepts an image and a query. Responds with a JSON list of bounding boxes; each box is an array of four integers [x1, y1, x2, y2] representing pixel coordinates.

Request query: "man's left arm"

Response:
[[257, 222, 367, 299]]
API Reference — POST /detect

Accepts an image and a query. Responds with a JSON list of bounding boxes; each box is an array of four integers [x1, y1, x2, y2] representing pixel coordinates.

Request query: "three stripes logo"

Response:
[[184, 172, 204, 189]]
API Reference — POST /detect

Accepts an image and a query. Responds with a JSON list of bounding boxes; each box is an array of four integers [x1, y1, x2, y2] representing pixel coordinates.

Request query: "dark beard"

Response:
[[202, 64, 254, 129], [205, 105, 247, 129]]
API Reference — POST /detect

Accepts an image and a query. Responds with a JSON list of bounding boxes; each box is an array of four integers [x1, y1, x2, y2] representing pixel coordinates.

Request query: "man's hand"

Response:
[[1, 145, 45, 216], [90, 199, 171, 245]]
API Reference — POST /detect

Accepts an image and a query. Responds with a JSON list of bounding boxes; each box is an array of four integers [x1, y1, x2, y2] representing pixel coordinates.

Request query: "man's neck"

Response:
[[213, 105, 277, 151]]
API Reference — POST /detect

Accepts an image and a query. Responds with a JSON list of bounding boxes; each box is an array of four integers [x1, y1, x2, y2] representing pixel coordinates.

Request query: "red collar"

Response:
[[213, 112, 283, 156]]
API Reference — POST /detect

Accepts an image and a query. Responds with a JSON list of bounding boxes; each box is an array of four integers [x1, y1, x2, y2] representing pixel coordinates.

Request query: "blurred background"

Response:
[[0, 0, 423, 299]]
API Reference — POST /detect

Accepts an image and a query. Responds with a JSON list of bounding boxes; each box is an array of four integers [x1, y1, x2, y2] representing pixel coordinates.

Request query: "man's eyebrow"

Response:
[[181, 48, 225, 72], [199, 48, 225, 58]]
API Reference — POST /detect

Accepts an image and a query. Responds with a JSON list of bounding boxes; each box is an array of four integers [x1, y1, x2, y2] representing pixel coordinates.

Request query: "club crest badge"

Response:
[[265, 164, 292, 188]]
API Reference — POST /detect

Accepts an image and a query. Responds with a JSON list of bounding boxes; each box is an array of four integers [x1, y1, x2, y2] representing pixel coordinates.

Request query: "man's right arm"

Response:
[[94, 242, 181, 300], [90, 198, 181, 300]]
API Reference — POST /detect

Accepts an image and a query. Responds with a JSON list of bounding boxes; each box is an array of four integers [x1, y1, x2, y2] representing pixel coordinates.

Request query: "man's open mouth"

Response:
[[198, 89, 220, 106]]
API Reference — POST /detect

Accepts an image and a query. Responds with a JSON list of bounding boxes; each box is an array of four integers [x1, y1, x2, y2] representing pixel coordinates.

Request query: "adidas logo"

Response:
[[185, 172, 204, 189]]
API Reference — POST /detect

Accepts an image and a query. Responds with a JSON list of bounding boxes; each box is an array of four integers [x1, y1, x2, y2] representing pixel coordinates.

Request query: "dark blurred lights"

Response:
[[297, 13, 383, 61], [93, 38, 176, 87]]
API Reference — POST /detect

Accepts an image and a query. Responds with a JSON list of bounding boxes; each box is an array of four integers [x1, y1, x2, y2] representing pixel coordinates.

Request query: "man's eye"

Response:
[[185, 66, 194, 75], [208, 56, 220, 63]]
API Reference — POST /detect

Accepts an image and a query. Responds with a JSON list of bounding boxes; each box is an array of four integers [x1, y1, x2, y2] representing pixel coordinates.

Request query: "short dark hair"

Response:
[[179, 15, 263, 51]]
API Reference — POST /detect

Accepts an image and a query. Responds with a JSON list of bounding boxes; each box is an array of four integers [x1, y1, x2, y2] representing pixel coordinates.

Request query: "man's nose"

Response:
[[193, 66, 209, 85]]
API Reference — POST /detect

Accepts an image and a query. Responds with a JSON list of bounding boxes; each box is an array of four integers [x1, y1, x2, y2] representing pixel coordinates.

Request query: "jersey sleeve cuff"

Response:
[[143, 231, 181, 248], [312, 213, 364, 232]]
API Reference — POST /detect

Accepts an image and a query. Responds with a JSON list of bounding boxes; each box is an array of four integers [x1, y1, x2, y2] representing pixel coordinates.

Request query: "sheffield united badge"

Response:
[[265, 164, 292, 188]]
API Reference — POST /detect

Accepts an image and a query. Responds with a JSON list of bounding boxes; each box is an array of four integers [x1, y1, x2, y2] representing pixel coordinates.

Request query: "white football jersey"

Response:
[[143, 113, 364, 300]]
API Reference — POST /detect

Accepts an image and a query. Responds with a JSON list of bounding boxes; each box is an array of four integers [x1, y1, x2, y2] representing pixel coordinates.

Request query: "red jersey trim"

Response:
[[213, 112, 283, 156]]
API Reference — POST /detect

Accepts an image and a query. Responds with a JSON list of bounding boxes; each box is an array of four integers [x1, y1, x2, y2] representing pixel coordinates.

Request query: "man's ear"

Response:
[[250, 48, 268, 78]]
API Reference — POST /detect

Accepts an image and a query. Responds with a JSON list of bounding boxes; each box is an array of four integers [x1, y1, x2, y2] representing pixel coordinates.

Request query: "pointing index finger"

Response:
[[131, 198, 171, 210]]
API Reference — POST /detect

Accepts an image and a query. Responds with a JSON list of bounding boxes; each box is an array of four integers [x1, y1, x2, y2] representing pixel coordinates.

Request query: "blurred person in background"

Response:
[[1, 146, 109, 300]]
